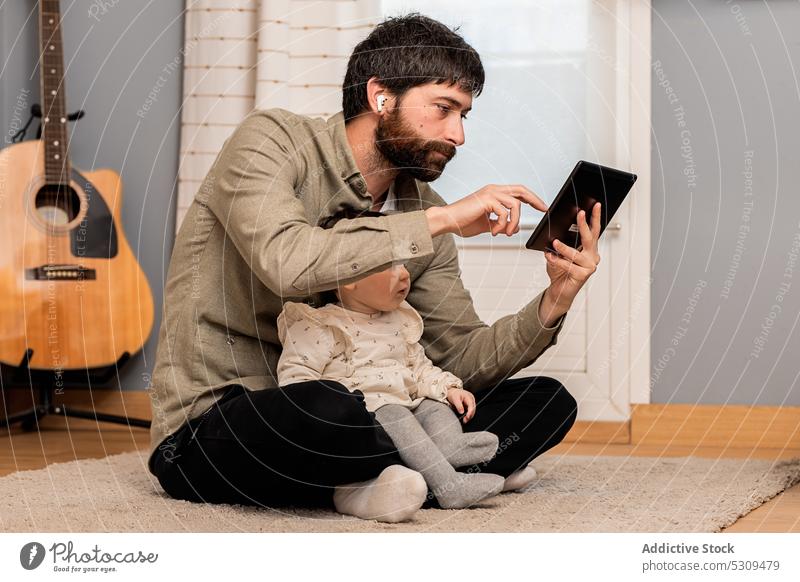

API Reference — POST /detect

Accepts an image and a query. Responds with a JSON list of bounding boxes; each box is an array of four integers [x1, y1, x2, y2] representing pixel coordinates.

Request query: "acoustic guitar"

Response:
[[0, 0, 154, 371]]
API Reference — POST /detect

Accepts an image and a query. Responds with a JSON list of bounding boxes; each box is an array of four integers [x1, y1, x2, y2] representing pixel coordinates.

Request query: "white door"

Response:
[[436, 0, 653, 422]]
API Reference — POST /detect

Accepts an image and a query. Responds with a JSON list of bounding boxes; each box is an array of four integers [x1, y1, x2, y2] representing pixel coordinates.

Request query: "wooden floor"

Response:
[[1, 414, 798, 532]]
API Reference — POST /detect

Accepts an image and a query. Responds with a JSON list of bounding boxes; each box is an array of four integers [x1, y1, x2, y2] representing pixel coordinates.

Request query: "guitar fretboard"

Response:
[[39, 0, 70, 185]]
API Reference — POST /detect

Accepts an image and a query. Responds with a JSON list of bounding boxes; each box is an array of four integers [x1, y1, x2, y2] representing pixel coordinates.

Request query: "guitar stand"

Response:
[[10, 103, 85, 143], [0, 350, 151, 431]]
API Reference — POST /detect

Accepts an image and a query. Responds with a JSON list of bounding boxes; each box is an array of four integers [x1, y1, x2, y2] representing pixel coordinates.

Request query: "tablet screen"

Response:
[[525, 161, 637, 254]]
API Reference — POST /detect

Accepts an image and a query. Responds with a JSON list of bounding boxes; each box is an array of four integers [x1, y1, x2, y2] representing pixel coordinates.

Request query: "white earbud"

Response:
[[377, 95, 386, 112]]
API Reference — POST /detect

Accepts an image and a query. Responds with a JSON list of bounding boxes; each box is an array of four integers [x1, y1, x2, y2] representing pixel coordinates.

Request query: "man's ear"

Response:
[[366, 77, 389, 114], [341, 282, 357, 292]]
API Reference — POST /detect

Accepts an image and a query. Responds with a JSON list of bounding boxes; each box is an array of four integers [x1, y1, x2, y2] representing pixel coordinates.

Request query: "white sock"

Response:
[[502, 465, 538, 492], [333, 465, 427, 523]]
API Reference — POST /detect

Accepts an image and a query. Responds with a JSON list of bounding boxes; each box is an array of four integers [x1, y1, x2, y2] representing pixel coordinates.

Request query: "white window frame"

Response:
[[457, 0, 651, 251], [454, 1, 652, 405]]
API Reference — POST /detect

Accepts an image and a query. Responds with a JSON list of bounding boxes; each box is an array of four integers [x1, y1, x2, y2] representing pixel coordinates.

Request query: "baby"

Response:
[[276, 211, 512, 512], [276, 267, 506, 509]]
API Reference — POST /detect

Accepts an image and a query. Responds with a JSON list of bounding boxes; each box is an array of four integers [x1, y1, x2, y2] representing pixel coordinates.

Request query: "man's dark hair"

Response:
[[317, 207, 387, 305], [342, 12, 485, 122]]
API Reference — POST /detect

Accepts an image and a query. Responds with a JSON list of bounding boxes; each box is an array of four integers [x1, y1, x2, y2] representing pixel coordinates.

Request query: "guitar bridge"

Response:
[[25, 265, 97, 281]]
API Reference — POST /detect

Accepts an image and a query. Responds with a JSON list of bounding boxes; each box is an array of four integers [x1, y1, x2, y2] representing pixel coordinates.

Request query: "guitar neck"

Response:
[[39, 0, 71, 184]]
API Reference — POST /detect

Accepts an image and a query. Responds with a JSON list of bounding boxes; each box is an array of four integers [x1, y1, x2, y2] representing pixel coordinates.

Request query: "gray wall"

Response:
[[651, 0, 800, 405], [1, 1, 184, 392]]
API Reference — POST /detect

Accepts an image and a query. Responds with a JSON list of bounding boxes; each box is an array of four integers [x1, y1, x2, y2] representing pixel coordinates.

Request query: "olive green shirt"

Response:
[[148, 108, 566, 456]]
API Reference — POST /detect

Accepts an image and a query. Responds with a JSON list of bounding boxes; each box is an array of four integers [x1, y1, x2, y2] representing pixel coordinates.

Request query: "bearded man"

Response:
[[148, 12, 602, 522]]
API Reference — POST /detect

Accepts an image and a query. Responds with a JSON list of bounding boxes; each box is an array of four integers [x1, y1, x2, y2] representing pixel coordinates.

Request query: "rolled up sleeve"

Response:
[[203, 110, 435, 297]]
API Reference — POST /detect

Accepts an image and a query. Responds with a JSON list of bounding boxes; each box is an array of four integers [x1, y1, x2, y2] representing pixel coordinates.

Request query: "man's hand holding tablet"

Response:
[[538, 201, 603, 327], [422, 161, 635, 327], [527, 160, 637, 325]]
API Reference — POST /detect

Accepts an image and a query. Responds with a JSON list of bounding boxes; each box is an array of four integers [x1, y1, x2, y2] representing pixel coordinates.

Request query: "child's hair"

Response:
[[317, 207, 387, 306]]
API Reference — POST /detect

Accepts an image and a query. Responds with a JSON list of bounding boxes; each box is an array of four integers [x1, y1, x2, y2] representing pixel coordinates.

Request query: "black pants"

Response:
[[149, 376, 578, 508]]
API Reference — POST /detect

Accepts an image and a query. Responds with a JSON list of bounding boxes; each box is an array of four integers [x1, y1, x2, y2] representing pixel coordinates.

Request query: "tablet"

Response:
[[525, 160, 637, 254]]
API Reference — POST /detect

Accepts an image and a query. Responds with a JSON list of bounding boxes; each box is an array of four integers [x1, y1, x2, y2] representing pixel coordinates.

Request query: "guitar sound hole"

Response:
[[35, 183, 81, 226]]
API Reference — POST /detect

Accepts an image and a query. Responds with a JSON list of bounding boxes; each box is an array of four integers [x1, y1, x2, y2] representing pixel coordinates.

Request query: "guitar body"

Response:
[[0, 139, 154, 370]]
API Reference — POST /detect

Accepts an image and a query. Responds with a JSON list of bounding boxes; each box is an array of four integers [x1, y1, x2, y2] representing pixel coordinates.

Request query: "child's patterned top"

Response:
[[276, 299, 462, 412]]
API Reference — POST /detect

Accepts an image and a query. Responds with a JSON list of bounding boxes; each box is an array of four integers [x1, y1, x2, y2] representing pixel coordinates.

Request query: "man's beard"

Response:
[[374, 107, 456, 182]]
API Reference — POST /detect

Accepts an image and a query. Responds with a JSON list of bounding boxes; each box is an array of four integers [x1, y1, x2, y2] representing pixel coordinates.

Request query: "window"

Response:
[[381, 0, 625, 227]]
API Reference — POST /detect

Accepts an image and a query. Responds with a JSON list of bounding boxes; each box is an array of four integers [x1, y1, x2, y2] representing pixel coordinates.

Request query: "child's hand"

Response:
[[446, 388, 476, 423]]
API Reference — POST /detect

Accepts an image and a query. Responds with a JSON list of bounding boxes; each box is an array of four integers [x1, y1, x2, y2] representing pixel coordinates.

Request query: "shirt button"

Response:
[[225, 335, 236, 345], [410, 242, 419, 254], [351, 263, 359, 271]]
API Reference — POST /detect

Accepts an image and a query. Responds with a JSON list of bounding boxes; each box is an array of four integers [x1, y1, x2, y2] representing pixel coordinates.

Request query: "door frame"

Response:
[[625, 0, 652, 405]]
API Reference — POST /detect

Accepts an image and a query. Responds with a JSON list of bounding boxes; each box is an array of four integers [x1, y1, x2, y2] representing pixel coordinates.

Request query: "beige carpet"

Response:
[[1, 451, 798, 532]]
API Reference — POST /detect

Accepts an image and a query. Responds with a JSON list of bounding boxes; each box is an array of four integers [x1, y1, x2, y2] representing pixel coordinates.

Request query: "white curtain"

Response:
[[176, 0, 381, 230]]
